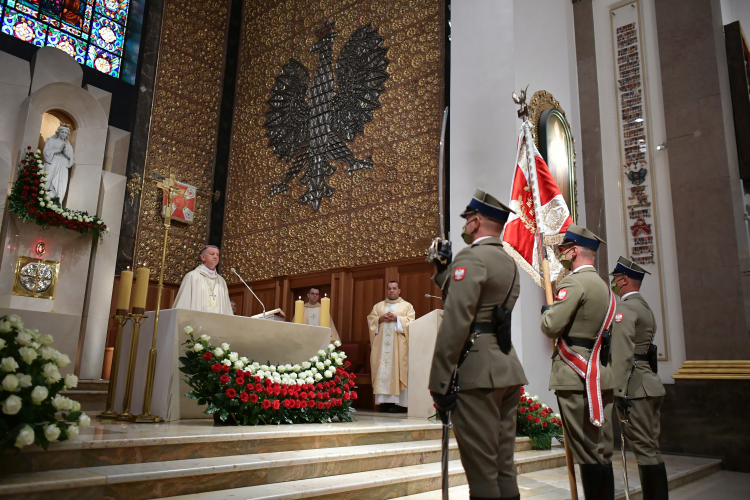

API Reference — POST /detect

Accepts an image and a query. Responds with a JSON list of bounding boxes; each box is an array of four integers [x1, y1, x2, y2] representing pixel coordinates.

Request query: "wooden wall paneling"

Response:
[[351, 267, 387, 344], [228, 291, 244, 315], [397, 262, 443, 319]]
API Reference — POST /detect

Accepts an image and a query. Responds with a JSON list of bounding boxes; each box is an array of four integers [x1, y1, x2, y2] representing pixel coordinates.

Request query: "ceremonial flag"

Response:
[[162, 180, 196, 224], [502, 121, 573, 287]]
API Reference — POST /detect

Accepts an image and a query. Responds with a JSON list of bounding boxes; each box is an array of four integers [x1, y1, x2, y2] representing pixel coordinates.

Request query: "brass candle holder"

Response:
[[116, 307, 148, 421], [97, 309, 128, 420]]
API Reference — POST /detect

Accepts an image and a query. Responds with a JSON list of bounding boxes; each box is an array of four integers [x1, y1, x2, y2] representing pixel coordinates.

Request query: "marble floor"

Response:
[[391, 452, 723, 500]]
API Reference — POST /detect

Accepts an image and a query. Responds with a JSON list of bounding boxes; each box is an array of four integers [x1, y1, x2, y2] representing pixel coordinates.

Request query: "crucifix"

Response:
[[133, 173, 184, 423]]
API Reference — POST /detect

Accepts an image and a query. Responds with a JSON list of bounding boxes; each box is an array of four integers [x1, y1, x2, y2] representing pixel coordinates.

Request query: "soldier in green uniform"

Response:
[[610, 257, 668, 500], [540, 225, 615, 499], [430, 189, 528, 500]]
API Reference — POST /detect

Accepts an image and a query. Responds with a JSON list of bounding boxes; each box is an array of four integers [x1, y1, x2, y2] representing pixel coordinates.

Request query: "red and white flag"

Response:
[[502, 121, 572, 287]]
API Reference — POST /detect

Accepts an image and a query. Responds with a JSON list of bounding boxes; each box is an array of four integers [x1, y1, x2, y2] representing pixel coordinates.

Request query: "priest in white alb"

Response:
[[173, 245, 234, 315], [300, 287, 341, 341], [367, 281, 415, 413]]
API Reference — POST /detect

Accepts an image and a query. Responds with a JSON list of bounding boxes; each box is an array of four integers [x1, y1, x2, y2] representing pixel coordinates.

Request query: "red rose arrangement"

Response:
[[8, 148, 108, 242], [180, 327, 356, 425], [515, 386, 564, 449]]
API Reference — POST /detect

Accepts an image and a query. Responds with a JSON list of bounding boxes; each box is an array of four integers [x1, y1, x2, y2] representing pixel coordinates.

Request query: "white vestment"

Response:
[[173, 265, 234, 315], [43, 136, 75, 202], [302, 303, 340, 342]]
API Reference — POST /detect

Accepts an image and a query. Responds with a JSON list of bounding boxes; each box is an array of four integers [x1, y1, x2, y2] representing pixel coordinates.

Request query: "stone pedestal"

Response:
[[407, 309, 443, 419], [113, 309, 333, 421]]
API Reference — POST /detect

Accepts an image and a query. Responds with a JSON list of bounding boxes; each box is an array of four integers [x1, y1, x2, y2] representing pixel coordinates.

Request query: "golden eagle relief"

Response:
[[264, 22, 390, 211]]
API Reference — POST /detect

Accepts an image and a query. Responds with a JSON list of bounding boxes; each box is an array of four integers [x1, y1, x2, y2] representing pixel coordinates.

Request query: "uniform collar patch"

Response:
[[614, 313, 623, 323]]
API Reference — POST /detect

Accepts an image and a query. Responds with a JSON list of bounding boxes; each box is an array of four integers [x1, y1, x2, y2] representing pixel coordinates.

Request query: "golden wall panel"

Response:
[[223, 0, 444, 282], [132, 0, 230, 284]]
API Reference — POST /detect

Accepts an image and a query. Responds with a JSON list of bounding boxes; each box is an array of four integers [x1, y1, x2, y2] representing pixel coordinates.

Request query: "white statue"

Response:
[[42, 125, 75, 203]]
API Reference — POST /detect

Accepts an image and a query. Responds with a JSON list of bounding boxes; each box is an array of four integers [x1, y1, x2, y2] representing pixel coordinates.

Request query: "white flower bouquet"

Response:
[[0, 314, 88, 450]]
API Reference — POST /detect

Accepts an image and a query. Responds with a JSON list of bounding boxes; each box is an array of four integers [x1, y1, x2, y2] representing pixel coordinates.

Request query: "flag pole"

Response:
[[516, 88, 578, 500]]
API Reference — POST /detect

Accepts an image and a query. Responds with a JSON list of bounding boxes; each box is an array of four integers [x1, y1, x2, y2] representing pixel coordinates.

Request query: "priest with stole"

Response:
[[173, 245, 234, 315], [300, 287, 340, 342], [367, 281, 415, 413]]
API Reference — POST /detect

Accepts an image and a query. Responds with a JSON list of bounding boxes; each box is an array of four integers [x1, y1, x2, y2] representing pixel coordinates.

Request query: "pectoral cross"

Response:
[[208, 285, 218, 310]]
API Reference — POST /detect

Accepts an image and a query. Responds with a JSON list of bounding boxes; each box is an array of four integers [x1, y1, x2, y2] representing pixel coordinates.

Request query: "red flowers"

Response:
[[542, 421, 548, 428], [236, 377, 245, 386], [262, 399, 272, 409], [249, 394, 258, 403], [211, 363, 222, 373], [225, 388, 237, 398], [272, 400, 280, 410], [220, 374, 231, 385], [519, 406, 526, 413], [203, 352, 212, 361], [526, 414, 533, 420], [222, 365, 231, 373], [239, 392, 249, 402]]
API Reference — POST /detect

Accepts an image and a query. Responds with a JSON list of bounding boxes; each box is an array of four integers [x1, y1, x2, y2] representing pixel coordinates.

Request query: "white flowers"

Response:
[[14, 425, 34, 449], [1, 357, 19, 372], [18, 374, 31, 388], [79, 414, 91, 428], [44, 424, 61, 441], [2, 394, 22, 415], [334, 340, 341, 347], [221, 343, 230, 351], [228, 352, 239, 362], [39, 346, 56, 360], [66, 425, 79, 438], [2, 374, 19, 392], [18, 347, 37, 364], [200, 334, 211, 342], [52, 394, 73, 411], [0, 321, 10, 334], [8, 315, 23, 328], [64, 373, 78, 389], [317, 350, 326, 357], [212, 347, 224, 358], [39, 334, 53, 346], [324, 370, 333, 378], [192, 344, 204, 352], [222, 359, 231, 366], [184, 325, 194, 335], [324, 359, 332, 367], [43, 363, 61, 383], [335, 358, 343, 366], [54, 352, 71, 368], [314, 373, 323, 381], [31, 386, 49, 404], [15, 330, 32, 346], [302, 361, 311, 369], [316, 362, 325, 371]]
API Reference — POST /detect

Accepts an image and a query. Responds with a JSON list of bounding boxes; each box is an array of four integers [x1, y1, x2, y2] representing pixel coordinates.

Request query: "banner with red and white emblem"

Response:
[[162, 180, 196, 224], [502, 120, 572, 288]]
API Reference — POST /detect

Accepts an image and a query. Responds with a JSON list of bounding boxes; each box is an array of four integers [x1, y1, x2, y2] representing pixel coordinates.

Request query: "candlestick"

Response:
[[320, 295, 330, 327], [132, 267, 150, 309], [294, 297, 303, 324], [116, 308, 147, 421], [97, 309, 128, 420], [116, 270, 133, 311]]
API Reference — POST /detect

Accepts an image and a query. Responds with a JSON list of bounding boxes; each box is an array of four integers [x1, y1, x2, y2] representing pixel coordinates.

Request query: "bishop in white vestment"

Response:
[[173, 245, 234, 315], [367, 281, 415, 411]]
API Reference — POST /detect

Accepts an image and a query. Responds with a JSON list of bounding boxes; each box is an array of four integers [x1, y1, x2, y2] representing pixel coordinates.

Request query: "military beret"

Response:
[[559, 224, 606, 250], [460, 189, 515, 222], [610, 256, 650, 280]]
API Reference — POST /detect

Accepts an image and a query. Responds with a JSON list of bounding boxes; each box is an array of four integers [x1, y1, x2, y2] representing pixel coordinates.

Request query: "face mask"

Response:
[[558, 249, 572, 270], [611, 278, 624, 296], [461, 224, 473, 245], [461, 219, 477, 245]]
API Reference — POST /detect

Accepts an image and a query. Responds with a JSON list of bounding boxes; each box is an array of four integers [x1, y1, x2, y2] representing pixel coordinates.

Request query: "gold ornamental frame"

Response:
[[12, 256, 60, 300], [528, 90, 579, 222]]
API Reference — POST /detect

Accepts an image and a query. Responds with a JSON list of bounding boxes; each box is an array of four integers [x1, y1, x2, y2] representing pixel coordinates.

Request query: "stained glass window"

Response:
[[0, 0, 130, 78]]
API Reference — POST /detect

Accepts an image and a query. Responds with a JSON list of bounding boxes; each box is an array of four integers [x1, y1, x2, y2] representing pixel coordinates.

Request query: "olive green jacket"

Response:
[[428, 237, 528, 394], [611, 292, 665, 399], [540, 266, 615, 391]]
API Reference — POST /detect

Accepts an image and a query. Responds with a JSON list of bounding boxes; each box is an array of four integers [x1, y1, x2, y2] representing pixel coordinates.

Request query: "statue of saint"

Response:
[[42, 125, 75, 203]]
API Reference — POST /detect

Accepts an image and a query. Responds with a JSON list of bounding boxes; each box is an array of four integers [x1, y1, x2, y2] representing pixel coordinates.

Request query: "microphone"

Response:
[[231, 268, 266, 318], [425, 294, 443, 301]]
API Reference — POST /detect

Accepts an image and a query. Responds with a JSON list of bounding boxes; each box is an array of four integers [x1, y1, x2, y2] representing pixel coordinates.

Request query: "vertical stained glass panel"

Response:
[[46, 26, 87, 63], [2, 9, 46, 46], [95, 0, 127, 25], [92, 14, 122, 55], [86, 44, 120, 77]]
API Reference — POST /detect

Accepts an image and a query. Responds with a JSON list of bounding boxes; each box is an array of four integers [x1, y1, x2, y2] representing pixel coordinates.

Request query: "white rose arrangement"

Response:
[[0, 314, 88, 451]]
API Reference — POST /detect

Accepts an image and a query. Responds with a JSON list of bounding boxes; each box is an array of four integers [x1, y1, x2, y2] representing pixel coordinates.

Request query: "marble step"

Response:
[[4, 419, 488, 474], [392, 452, 722, 500], [153, 449, 566, 500], [75, 379, 110, 391], [58, 389, 108, 412], [0, 442, 564, 500]]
